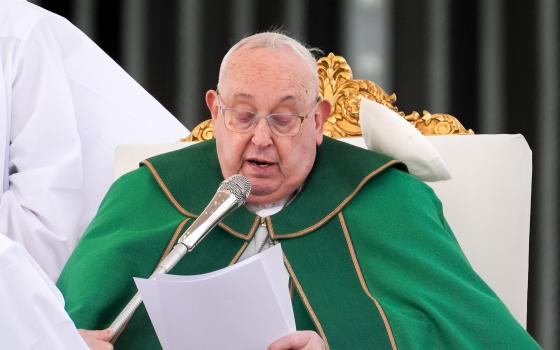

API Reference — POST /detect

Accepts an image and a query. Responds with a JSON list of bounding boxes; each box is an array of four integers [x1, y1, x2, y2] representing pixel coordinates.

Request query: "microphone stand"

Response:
[[109, 191, 239, 342]]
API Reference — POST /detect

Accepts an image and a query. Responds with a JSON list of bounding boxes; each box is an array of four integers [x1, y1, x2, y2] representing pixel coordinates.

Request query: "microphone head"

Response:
[[218, 174, 251, 205]]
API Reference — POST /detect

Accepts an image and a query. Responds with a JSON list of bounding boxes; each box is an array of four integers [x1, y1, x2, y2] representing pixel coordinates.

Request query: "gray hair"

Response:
[[217, 32, 321, 96]]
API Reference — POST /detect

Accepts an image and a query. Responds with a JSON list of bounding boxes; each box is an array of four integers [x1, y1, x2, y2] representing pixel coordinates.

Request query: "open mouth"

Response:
[[247, 159, 273, 168]]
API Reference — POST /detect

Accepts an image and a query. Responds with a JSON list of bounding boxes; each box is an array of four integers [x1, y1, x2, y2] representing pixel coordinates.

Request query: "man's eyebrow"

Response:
[[232, 94, 298, 104], [279, 95, 297, 103], [232, 93, 254, 100]]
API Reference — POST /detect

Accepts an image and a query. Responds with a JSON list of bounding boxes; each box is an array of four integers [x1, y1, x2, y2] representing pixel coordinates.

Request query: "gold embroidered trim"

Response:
[[338, 212, 398, 350], [265, 217, 276, 238], [228, 216, 261, 263], [272, 160, 400, 239], [247, 216, 260, 240], [142, 159, 252, 239], [142, 160, 194, 217], [158, 218, 190, 264], [218, 215, 260, 240], [229, 242, 249, 265], [283, 255, 331, 350]]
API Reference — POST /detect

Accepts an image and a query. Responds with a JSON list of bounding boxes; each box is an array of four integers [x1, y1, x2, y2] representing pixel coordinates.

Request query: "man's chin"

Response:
[[243, 176, 296, 205], [247, 187, 273, 202], [246, 186, 281, 206]]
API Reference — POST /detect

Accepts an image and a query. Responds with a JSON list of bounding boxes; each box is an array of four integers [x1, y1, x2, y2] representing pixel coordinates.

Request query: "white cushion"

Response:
[[358, 98, 451, 182]]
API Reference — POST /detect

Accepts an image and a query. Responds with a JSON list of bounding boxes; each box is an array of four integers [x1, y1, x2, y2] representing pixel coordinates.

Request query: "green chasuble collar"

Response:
[[142, 139, 258, 239], [142, 137, 403, 240], [140, 137, 404, 350]]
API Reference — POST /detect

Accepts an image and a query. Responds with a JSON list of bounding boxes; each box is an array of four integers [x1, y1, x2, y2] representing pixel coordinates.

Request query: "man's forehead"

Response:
[[228, 92, 299, 103], [232, 45, 301, 63], [223, 47, 312, 81], [219, 47, 316, 103]]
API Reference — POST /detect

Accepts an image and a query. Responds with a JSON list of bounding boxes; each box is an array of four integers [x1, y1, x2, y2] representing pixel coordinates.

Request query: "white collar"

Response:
[[246, 196, 290, 217]]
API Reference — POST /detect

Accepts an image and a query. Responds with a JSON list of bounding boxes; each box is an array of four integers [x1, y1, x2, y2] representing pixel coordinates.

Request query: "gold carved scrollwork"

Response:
[[405, 111, 474, 135], [318, 53, 399, 138], [317, 53, 473, 137], [183, 119, 214, 142], [185, 52, 473, 141]]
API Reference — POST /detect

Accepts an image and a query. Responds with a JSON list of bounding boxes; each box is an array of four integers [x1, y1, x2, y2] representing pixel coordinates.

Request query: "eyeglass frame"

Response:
[[215, 92, 321, 137]]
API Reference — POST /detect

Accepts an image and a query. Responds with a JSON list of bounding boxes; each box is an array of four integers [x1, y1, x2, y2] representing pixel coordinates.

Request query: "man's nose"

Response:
[[251, 118, 273, 147]]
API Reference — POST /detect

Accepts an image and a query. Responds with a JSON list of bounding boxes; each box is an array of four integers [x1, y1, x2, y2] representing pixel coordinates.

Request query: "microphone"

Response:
[[109, 174, 251, 340], [177, 174, 251, 251]]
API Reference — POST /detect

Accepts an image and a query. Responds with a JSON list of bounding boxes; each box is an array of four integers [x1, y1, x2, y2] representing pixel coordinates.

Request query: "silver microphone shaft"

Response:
[[109, 175, 250, 342]]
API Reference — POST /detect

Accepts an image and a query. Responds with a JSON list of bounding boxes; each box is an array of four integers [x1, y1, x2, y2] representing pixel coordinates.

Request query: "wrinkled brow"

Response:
[[231, 93, 298, 104], [232, 92, 253, 100]]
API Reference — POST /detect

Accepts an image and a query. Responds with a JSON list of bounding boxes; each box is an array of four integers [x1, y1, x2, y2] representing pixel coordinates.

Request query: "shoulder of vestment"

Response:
[[141, 137, 410, 239]]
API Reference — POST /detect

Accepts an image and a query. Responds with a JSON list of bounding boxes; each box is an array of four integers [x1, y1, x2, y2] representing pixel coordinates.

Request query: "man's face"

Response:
[[206, 47, 331, 205]]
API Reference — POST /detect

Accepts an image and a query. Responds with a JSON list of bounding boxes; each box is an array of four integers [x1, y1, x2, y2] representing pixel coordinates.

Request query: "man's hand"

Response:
[[267, 330, 325, 350], [78, 328, 113, 350]]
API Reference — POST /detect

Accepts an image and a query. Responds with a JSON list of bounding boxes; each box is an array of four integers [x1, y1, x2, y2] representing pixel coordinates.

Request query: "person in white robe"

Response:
[[0, 0, 188, 281], [0, 233, 109, 349]]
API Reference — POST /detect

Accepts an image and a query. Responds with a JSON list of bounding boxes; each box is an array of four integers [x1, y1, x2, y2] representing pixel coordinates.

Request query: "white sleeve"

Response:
[[45, 12, 188, 234], [0, 235, 88, 350], [0, 17, 83, 282]]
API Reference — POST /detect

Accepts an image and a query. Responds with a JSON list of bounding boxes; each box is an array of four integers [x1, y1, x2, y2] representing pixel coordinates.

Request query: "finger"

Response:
[[268, 331, 317, 350], [78, 328, 113, 341], [78, 329, 114, 350], [96, 328, 114, 341]]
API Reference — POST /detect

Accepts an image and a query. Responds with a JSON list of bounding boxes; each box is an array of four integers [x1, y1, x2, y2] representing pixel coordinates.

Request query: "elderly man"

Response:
[[58, 32, 540, 349]]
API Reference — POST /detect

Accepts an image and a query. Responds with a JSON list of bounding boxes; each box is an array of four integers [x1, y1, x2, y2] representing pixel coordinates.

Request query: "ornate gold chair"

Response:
[[114, 54, 531, 328], [185, 53, 473, 142]]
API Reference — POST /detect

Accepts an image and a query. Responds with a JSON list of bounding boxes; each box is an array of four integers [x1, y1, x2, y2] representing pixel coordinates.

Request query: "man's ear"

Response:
[[314, 99, 332, 145], [205, 90, 219, 121]]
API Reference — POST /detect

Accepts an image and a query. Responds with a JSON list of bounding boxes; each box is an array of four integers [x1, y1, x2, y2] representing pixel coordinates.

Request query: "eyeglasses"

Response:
[[216, 94, 319, 137]]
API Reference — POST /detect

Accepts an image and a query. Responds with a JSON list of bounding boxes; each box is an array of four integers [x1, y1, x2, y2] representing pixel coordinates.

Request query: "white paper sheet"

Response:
[[134, 244, 295, 350]]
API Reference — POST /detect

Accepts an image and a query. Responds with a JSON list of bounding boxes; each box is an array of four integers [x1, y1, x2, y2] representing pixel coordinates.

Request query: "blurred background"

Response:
[[30, 0, 558, 348]]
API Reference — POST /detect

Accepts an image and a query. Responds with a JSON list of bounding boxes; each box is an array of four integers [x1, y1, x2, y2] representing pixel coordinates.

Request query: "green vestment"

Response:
[[57, 137, 540, 349]]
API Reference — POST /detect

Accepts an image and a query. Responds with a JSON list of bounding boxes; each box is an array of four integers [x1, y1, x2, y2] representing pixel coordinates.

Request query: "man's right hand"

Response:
[[267, 330, 325, 350], [78, 328, 113, 350]]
